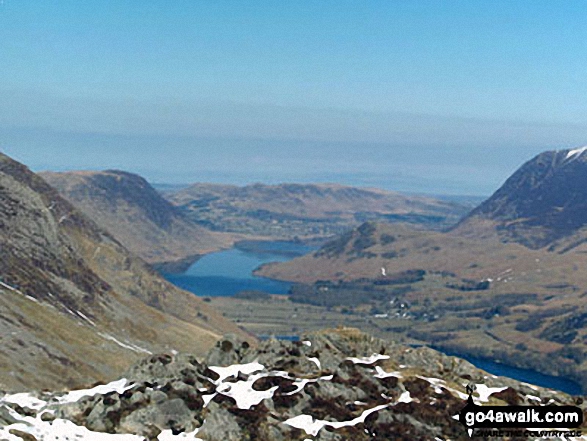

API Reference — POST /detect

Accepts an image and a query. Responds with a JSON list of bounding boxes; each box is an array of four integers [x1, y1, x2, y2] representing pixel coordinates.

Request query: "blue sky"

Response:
[[1, 1, 587, 195]]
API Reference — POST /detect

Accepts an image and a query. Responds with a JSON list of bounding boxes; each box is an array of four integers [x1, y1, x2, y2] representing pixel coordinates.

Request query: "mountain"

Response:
[[454, 147, 587, 252], [255, 148, 587, 388], [2, 328, 583, 440], [41, 170, 236, 271], [256, 147, 587, 285], [0, 153, 248, 391], [164, 182, 471, 239]]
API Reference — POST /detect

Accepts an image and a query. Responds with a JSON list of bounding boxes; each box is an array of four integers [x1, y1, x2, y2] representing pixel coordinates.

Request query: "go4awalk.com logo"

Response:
[[457, 383, 583, 438]]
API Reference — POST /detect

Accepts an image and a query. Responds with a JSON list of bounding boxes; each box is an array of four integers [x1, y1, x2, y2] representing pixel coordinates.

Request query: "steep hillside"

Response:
[[455, 147, 587, 252], [2, 328, 584, 440], [165, 182, 471, 238], [41, 170, 235, 270], [0, 153, 249, 392]]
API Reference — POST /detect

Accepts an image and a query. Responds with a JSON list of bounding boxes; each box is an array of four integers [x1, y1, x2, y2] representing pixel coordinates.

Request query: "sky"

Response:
[[1, 1, 587, 195]]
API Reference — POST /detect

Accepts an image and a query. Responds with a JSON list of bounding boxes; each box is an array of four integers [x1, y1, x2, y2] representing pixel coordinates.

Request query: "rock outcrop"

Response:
[[1, 329, 584, 440]]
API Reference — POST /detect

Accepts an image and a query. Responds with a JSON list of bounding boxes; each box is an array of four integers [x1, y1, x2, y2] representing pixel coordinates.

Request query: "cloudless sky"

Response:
[[1, 1, 587, 195]]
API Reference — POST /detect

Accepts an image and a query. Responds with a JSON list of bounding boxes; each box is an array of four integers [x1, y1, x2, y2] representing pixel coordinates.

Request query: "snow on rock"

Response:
[[473, 384, 508, 402], [566, 146, 587, 160], [0, 413, 144, 441], [208, 361, 265, 383], [1, 392, 47, 410], [374, 366, 402, 379], [283, 403, 391, 436], [417, 376, 447, 394], [283, 389, 414, 436], [98, 332, 152, 354], [215, 372, 279, 410], [284, 374, 334, 396], [158, 427, 203, 440], [57, 378, 133, 404], [307, 357, 321, 369], [346, 353, 390, 365], [397, 391, 413, 403]]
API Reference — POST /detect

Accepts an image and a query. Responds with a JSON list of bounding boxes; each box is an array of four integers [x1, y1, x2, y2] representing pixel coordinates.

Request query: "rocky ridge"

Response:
[[1, 329, 584, 441]]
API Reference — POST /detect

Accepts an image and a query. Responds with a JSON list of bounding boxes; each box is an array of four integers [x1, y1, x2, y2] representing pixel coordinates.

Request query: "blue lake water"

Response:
[[163, 240, 583, 395], [163, 241, 313, 297], [439, 350, 582, 396]]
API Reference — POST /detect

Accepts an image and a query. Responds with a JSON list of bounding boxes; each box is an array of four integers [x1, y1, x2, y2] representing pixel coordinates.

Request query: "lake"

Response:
[[163, 240, 583, 395], [163, 240, 314, 297], [439, 350, 582, 396]]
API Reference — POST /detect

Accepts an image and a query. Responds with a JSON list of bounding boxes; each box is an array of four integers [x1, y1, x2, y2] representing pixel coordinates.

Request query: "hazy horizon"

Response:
[[2, 1, 587, 195]]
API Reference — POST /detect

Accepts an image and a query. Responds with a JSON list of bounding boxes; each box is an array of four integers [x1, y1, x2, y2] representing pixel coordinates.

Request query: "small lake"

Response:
[[163, 241, 313, 297]]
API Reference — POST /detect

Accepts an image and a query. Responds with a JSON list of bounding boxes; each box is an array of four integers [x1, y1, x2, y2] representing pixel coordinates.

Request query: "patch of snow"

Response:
[[1, 393, 47, 410], [57, 378, 132, 404], [202, 393, 216, 407], [208, 361, 265, 384], [374, 366, 402, 379], [98, 332, 152, 354], [418, 376, 446, 394], [346, 353, 390, 365], [566, 146, 587, 160], [473, 384, 508, 402], [302, 340, 311, 347], [76, 310, 96, 326], [0, 413, 144, 441], [307, 357, 321, 369], [283, 387, 417, 436], [284, 375, 334, 396], [0, 280, 20, 293], [527, 395, 541, 401], [215, 372, 278, 410], [158, 427, 203, 440], [397, 391, 413, 403], [283, 403, 391, 436]]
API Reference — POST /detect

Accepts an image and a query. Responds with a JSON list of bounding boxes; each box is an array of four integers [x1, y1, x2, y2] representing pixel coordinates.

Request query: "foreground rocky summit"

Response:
[[1, 329, 585, 440]]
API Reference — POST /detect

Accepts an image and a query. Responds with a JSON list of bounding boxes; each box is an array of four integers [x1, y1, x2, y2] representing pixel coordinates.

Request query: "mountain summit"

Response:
[[2, 328, 583, 440], [456, 147, 587, 251]]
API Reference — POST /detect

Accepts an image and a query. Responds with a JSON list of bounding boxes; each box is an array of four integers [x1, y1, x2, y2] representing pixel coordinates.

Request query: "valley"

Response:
[[253, 149, 587, 392], [37, 148, 587, 394]]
